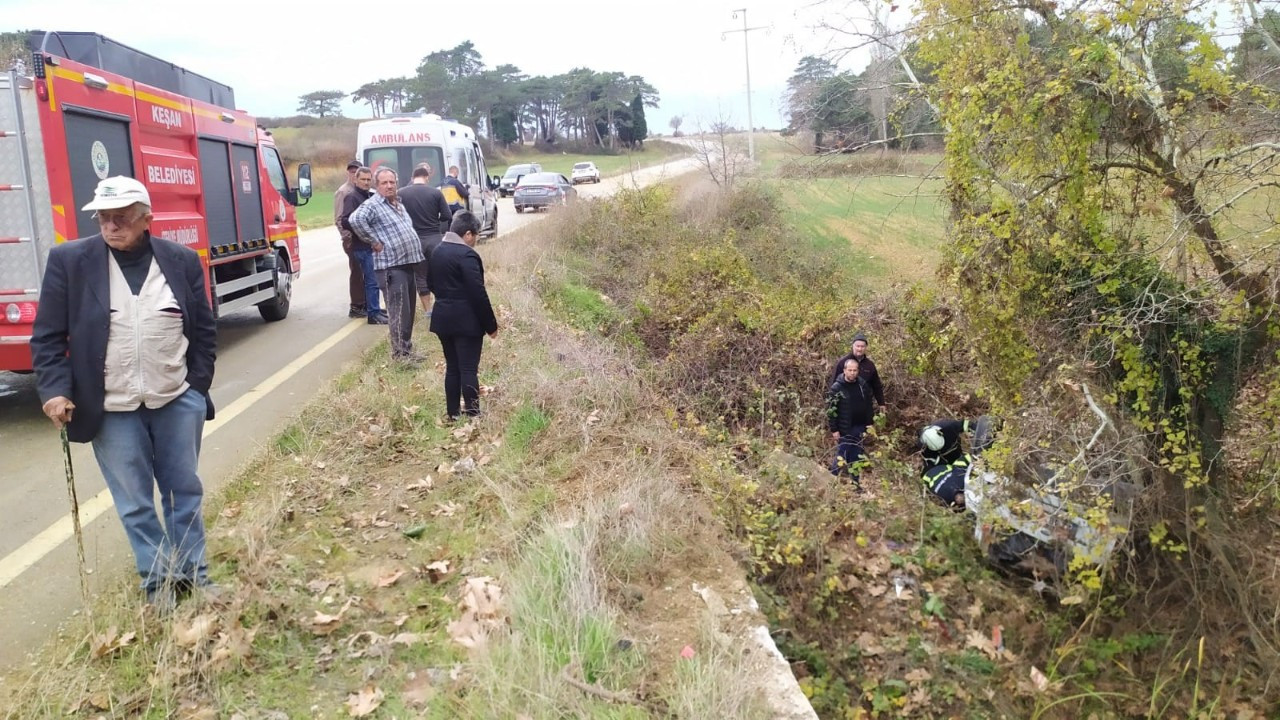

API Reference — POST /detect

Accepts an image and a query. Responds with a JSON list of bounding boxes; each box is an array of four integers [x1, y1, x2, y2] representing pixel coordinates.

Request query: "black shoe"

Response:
[[368, 314, 389, 325], [349, 305, 366, 318]]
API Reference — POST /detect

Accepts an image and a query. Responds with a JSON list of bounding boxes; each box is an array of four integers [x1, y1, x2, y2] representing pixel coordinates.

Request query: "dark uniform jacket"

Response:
[[826, 375, 875, 435], [921, 418, 971, 470], [31, 233, 217, 443], [427, 234, 498, 337]]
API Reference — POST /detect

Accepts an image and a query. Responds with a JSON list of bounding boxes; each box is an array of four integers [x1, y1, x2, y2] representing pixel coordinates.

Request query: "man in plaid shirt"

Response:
[[348, 168, 426, 363]]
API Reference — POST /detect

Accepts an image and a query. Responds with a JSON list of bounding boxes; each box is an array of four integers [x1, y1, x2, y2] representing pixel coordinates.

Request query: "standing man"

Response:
[[829, 332, 885, 410], [429, 211, 498, 420], [398, 164, 452, 314], [335, 159, 365, 318], [339, 166, 386, 325], [826, 355, 874, 487], [441, 165, 470, 214], [31, 176, 218, 609], [348, 168, 426, 364]]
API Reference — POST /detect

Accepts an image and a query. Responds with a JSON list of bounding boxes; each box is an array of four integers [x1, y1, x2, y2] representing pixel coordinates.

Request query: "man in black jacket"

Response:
[[398, 164, 453, 314], [829, 332, 885, 410], [826, 355, 875, 486], [31, 176, 218, 609], [339, 167, 385, 324], [428, 211, 498, 419]]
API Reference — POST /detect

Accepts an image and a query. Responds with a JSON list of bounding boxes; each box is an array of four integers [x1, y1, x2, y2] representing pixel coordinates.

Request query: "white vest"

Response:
[[102, 253, 190, 412]]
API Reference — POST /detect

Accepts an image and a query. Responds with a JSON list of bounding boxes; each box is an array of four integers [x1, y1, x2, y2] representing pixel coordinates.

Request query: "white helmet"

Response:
[[921, 425, 945, 451]]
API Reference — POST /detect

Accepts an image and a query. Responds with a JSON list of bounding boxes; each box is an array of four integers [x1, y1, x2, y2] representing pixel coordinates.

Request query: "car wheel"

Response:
[[515, 205, 524, 214]]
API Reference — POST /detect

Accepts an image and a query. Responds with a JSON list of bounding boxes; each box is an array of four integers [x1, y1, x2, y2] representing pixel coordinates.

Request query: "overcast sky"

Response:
[[4, 0, 870, 133]]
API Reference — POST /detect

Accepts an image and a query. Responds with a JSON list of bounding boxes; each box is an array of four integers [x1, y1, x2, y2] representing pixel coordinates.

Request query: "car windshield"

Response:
[[503, 164, 536, 178], [518, 173, 560, 186], [573, 163, 592, 170]]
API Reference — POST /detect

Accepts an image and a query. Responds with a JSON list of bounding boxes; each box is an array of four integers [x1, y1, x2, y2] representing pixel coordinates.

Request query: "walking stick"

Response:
[[61, 427, 92, 618]]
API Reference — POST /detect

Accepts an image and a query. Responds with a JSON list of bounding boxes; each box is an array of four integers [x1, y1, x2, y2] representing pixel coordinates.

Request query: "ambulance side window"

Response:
[[261, 146, 289, 196]]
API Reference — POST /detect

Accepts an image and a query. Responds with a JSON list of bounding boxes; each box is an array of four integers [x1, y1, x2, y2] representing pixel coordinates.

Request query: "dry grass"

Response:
[[1, 185, 781, 719]]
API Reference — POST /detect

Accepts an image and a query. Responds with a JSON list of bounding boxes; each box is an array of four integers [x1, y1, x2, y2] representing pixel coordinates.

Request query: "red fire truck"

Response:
[[0, 31, 312, 372]]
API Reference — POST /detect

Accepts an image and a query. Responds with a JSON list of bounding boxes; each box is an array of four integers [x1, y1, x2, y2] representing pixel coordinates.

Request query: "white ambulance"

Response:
[[355, 112, 499, 237]]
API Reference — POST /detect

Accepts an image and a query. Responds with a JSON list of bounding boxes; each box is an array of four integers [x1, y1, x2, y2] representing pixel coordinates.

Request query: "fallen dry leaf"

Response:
[[173, 613, 218, 648], [855, 632, 885, 656], [1029, 666, 1050, 692], [405, 477, 434, 493], [377, 569, 406, 588], [905, 668, 932, 685], [402, 671, 435, 707], [80, 692, 111, 711], [90, 626, 136, 659], [585, 409, 601, 425], [306, 578, 335, 595], [309, 598, 354, 636], [345, 685, 384, 717], [432, 502, 460, 518], [966, 629, 999, 659], [447, 576, 504, 649], [424, 560, 451, 582], [391, 632, 427, 646]]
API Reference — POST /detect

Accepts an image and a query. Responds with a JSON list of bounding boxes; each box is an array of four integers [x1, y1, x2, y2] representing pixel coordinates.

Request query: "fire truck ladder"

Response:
[[0, 69, 42, 299]]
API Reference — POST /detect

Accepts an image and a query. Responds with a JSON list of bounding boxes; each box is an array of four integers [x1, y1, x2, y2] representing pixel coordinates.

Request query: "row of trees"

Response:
[[298, 42, 658, 149]]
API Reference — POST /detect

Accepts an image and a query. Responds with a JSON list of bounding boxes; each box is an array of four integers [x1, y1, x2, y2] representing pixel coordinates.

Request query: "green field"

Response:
[[754, 134, 949, 287]]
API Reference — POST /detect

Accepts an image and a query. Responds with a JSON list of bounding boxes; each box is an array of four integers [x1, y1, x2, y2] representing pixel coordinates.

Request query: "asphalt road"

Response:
[[0, 155, 699, 674]]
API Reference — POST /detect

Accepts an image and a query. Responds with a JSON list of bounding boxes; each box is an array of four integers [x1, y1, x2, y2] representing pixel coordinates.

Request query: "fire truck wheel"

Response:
[[257, 252, 292, 322]]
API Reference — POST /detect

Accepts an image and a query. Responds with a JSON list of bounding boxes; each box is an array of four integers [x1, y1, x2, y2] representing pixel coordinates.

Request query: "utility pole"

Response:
[[723, 8, 766, 162]]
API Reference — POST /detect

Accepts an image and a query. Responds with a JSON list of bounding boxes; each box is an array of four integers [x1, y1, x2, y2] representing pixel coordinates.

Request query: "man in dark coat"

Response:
[[428, 211, 498, 419], [31, 176, 217, 609], [829, 332, 885, 409], [826, 355, 875, 486]]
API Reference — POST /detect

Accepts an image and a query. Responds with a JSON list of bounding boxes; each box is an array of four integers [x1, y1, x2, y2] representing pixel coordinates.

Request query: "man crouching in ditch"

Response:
[[31, 175, 219, 612]]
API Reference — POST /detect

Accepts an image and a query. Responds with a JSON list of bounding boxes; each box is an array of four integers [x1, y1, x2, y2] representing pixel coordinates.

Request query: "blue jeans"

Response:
[[352, 245, 382, 317], [830, 425, 867, 484], [91, 387, 209, 590]]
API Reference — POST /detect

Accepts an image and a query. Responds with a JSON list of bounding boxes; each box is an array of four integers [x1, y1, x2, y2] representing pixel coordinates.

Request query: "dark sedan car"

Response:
[[513, 172, 578, 213], [498, 163, 542, 197]]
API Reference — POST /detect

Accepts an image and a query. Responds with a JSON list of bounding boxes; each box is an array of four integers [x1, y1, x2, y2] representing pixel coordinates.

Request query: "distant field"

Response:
[[493, 139, 688, 179], [755, 134, 949, 288]]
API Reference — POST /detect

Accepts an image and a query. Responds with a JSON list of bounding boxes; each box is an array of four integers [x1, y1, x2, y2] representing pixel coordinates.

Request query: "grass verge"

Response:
[[1, 186, 772, 719]]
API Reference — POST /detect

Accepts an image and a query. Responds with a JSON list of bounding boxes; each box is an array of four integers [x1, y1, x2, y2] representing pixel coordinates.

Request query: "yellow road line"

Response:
[[0, 319, 366, 588]]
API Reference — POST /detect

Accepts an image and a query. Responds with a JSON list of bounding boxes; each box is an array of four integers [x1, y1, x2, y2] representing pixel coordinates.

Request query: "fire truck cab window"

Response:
[[262, 146, 288, 196]]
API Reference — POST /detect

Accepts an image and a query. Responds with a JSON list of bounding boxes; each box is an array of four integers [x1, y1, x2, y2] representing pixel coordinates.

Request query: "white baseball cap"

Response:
[[81, 176, 151, 212]]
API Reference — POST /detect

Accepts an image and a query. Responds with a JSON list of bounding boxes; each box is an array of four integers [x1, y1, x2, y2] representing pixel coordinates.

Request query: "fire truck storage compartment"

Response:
[[197, 138, 274, 317], [64, 109, 134, 240]]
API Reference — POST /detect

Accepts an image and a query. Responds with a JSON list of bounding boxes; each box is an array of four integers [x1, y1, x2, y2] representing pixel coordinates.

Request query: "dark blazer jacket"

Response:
[[427, 236, 498, 338], [31, 233, 217, 443]]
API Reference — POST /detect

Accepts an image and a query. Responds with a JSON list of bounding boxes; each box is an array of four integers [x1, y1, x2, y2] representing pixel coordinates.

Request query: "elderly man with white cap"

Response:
[[31, 175, 218, 610]]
